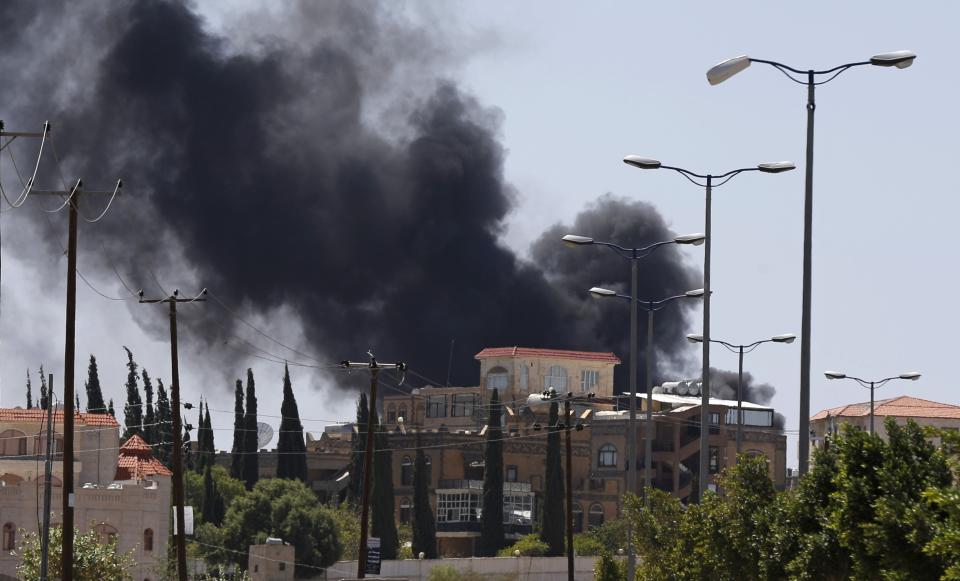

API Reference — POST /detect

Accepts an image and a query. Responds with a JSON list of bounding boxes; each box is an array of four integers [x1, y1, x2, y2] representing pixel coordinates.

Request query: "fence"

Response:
[[318, 555, 603, 581]]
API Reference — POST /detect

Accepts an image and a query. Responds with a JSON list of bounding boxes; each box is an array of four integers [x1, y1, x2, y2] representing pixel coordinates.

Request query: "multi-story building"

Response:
[[0, 409, 170, 581], [810, 395, 960, 450], [378, 347, 787, 556]]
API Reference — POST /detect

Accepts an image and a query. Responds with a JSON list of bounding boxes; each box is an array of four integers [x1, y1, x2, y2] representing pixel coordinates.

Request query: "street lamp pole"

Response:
[[823, 371, 921, 436], [707, 50, 916, 474], [623, 156, 794, 497]]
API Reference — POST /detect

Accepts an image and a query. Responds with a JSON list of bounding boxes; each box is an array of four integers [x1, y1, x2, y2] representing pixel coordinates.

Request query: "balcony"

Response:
[[438, 479, 531, 492]]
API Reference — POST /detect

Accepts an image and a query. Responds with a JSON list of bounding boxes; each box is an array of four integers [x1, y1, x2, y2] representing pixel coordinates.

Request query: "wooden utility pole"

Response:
[[341, 353, 405, 579], [564, 395, 574, 581], [40, 373, 55, 581], [139, 289, 206, 581]]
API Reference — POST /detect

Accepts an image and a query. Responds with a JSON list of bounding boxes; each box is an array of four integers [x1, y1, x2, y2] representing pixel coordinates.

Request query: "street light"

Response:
[[686, 333, 795, 454], [591, 287, 703, 498], [823, 370, 921, 435], [706, 50, 916, 476], [565, 233, 702, 581], [622, 157, 795, 498]]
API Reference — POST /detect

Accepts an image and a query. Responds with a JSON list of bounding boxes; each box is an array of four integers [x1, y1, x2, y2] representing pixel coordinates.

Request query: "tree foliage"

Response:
[[277, 364, 308, 481], [85, 354, 107, 413], [242, 368, 259, 489], [348, 392, 369, 504], [155, 378, 173, 466], [230, 378, 245, 480], [26, 368, 32, 409], [479, 388, 505, 556], [121, 347, 143, 441], [16, 526, 137, 580], [142, 369, 156, 445], [371, 410, 399, 560]]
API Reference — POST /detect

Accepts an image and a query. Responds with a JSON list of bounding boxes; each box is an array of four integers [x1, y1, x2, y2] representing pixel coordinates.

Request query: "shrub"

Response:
[[574, 533, 605, 556], [497, 534, 549, 557], [594, 552, 626, 581]]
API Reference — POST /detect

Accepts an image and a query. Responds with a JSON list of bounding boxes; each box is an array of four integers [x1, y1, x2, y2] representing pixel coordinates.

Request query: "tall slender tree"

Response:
[[122, 347, 143, 441], [39, 366, 49, 411], [230, 379, 245, 480], [156, 379, 172, 466], [242, 369, 259, 489], [479, 388, 505, 556], [541, 400, 565, 555], [75, 393, 80, 411], [203, 402, 215, 469], [411, 431, 437, 559], [142, 370, 156, 445], [108, 399, 115, 418], [348, 392, 369, 503], [194, 397, 207, 473], [201, 464, 226, 526], [25, 369, 32, 409], [277, 364, 308, 481], [371, 410, 399, 560], [183, 424, 194, 472], [85, 355, 107, 413]]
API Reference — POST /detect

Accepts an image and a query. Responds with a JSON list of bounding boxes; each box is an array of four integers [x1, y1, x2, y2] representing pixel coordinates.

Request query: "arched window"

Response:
[[588, 504, 605, 529], [94, 523, 118, 545], [486, 367, 509, 390], [0, 430, 27, 457], [398, 404, 408, 423], [598, 444, 618, 468], [387, 404, 397, 424], [2, 523, 14, 551], [572, 503, 583, 533], [543, 366, 567, 391], [401, 456, 414, 486], [143, 528, 154, 552]]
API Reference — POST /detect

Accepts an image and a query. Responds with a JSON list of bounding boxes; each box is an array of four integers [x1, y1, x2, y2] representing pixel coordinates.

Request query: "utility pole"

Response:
[[40, 373, 55, 581], [341, 353, 405, 579], [31, 177, 121, 581], [563, 394, 575, 581], [139, 289, 207, 581]]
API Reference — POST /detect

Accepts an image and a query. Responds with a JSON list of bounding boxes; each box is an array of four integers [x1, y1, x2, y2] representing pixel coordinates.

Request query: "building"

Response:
[[378, 347, 787, 556], [0, 410, 170, 581], [810, 395, 960, 450], [249, 539, 295, 581]]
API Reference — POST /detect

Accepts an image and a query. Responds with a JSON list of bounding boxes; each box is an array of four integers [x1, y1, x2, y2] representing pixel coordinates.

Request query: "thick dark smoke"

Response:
[[0, 0, 740, 398], [709, 367, 784, 428]]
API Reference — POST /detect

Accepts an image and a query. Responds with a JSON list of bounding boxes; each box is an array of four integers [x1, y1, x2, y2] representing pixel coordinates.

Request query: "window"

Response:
[[426, 395, 447, 418], [34, 433, 64, 457], [588, 504, 604, 529], [387, 404, 397, 423], [598, 444, 617, 468], [143, 528, 154, 551], [437, 491, 481, 523], [451, 394, 477, 417], [398, 404, 408, 422], [506, 465, 518, 482], [94, 523, 118, 545], [503, 492, 534, 526], [710, 412, 721, 425], [401, 456, 414, 486], [2, 523, 14, 551], [486, 367, 509, 390], [725, 409, 774, 427], [400, 499, 412, 524], [543, 366, 568, 391], [279, 562, 286, 571], [520, 365, 529, 390], [709, 447, 720, 474], [572, 503, 584, 532], [580, 370, 599, 392], [0, 430, 27, 456]]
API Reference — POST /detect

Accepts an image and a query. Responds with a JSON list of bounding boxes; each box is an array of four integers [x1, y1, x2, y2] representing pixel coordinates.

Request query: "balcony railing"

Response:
[[438, 479, 531, 492]]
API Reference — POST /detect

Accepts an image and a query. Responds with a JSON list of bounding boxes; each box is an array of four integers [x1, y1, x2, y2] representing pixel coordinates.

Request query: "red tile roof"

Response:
[[475, 347, 621, 365], [811, 395, 960, 421], [0, 408, 119, 427], [115, 435, 172, 480]]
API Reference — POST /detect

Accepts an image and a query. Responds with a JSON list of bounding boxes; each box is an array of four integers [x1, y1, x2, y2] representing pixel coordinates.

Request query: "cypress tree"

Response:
[[26, 369, 32, 409], [411, 431, 437, 559], [348, 392, 369, 503], [479, 388, 505, 556], [39, 366, 49, 411], [85, 355, 107, 413], [142, 370, 156, 445], [242, 369, 259, 489], [371, 410, 398, 560], [183, 425, 194, 472], [108, 399, 115, 417], [194, 398, 207, 473], [75, 393, 80, 410], [203, 402, 215, 469], [156, 379, 172, 466], [230, 379, 245, 480], [277, 364, 308, 481], [122, 347, 143, 440], [541, 400, 565, 555], [201, 464, 225, 526]]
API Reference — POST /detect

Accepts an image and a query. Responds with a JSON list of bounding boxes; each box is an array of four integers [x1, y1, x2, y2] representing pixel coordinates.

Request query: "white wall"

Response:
[[320, 556, 605, 581]]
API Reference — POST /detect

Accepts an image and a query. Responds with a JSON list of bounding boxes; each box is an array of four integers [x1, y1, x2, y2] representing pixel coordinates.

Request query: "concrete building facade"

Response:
[[810, 395, 960, 451]]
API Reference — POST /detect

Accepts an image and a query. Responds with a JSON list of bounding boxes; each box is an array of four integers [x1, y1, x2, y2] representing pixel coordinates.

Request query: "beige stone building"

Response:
[[810, 395, 960, 450], [249, 539, 295, 581], [0, 409, 170, 581]]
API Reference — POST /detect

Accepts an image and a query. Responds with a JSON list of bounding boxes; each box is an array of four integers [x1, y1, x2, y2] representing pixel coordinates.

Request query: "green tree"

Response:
[[25, 368, 32, 409], [186, 464, 247, 520], [155, 378, 173, 466], [242, 369, 260, 489], [121, 347, 143, 440], [196, 400, 215, 473], [142, 369, 156, 445], [348, 392, 369, 503], [594, 552, 626, 581], [411, 432, 437, 559], [277, 364, 308, 481], [371, 410, 399, 560], [541, 400, 564, 555], [108, 398, 115, 417], [479, 388, 505, 556], [202, 464, 227, 526], [39, 365, 48, 410], [329, 503, 362, 560], [230, 378, 245, 480], [219, 478, 342, 576], [85, 354, 107, 413], [16, 526, 137, 580]]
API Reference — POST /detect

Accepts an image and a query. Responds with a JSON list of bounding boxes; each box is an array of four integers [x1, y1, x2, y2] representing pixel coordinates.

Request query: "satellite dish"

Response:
[[256, 422, 275, 449]]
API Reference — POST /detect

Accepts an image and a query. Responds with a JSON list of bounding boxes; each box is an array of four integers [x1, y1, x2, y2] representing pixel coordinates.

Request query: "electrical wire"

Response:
[[0, 121, 48, 209]]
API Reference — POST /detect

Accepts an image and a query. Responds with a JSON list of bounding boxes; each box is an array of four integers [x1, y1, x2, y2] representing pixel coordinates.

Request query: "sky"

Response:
[[0, 1, 956, 469]]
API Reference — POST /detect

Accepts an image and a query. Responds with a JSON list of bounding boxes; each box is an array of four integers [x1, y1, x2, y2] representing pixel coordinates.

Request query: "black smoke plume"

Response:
[[0, 0, 719, 396]]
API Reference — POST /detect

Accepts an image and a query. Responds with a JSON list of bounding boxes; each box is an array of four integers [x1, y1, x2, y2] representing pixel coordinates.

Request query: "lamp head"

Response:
[[589, 287, 617, 298], [899, 372, 921, 381], [684, 288, 706, 298], [870, 50, 916, 69], [675, 233, 706, 246], [771, 333, 796, 344], [622, 155, 662, 170], [758, 161, 796, 174], [824, 371, 846, 380], [707, 55, 751, 85], [562, 234, 593, 247], [686, 334, 704, 344]]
